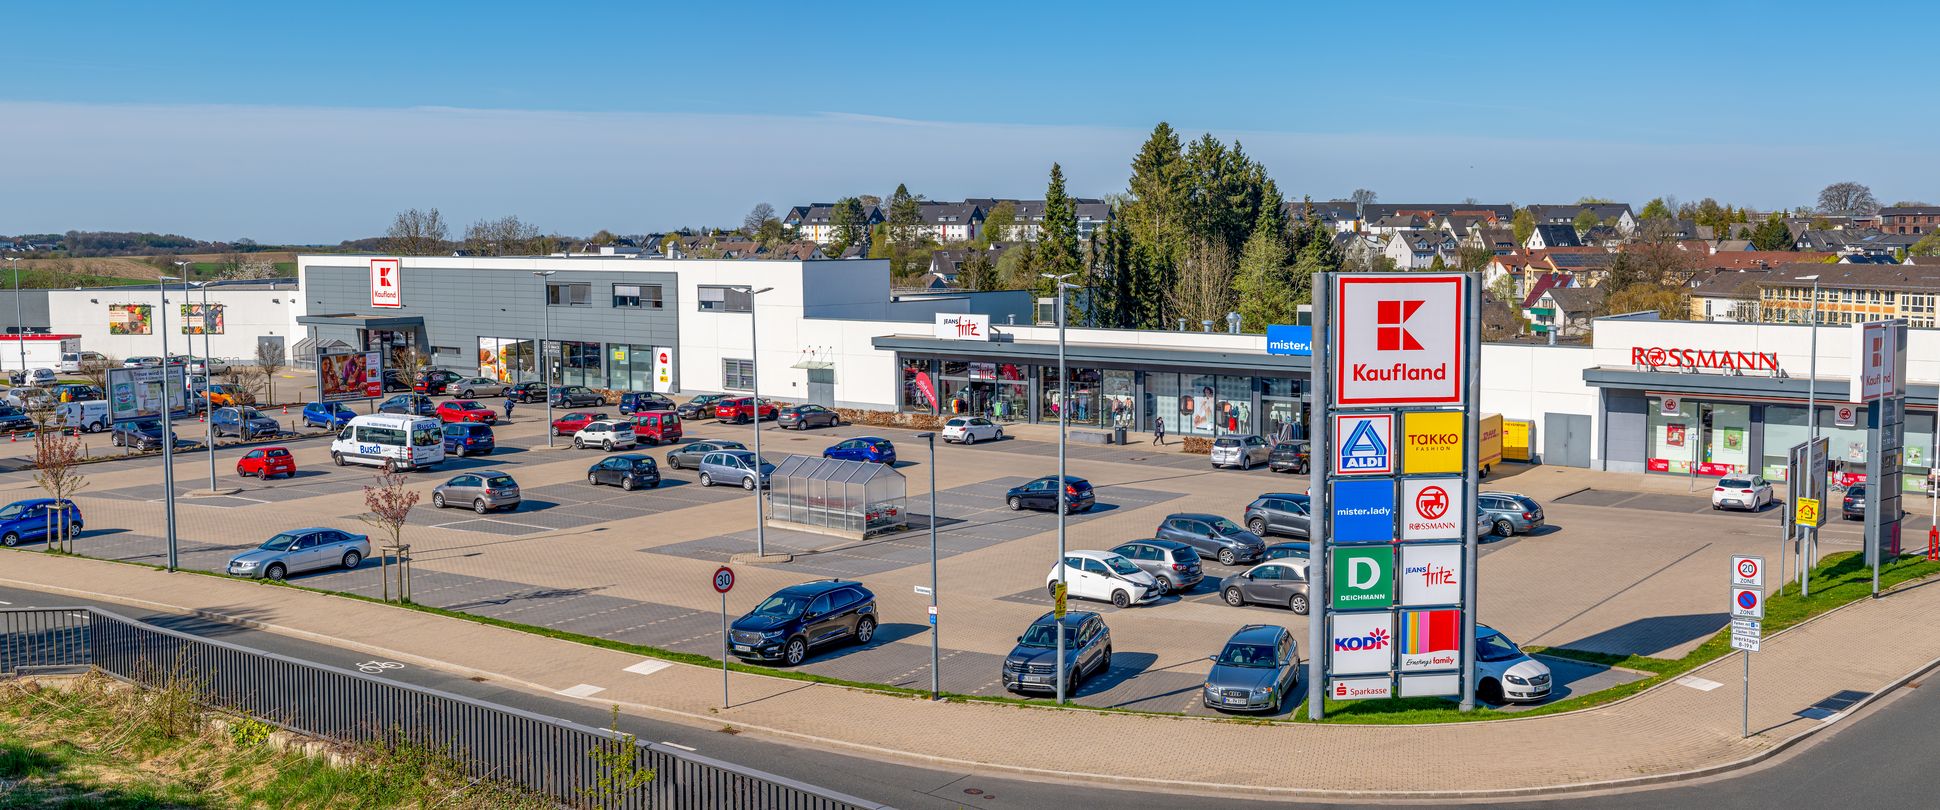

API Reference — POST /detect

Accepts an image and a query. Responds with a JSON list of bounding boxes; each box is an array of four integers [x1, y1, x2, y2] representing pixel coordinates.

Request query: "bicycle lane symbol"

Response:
[[357, 661, 405, 675]]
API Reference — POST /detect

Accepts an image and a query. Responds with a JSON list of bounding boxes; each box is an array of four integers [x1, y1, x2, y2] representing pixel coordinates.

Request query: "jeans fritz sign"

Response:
[[934, 313, 990, 340], [1332, 275, 1466, 407]]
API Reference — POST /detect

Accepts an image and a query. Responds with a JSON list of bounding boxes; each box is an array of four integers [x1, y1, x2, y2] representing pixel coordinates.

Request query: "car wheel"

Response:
[[1495, 519, 1515, 537], [620, 476, 636, 491], [332, 453, 345, 467], [741, 476, 756, 491], [1152, 577, 1171, 596], [699, 472, 713, 487], [963, 432, 976, 446], [1098, 645, 1112, 677], [1248, 517, 1267, 535], [668, 457, 683, 469], [995, 428, 1003, 439], [461, 389, 473, 398], [473, 499, 488, 515], [1218, 548, 1237, 566], [1478, 678, 1504, 704], [573, 439, 584, 449], [1223, 587, 1245, 607], [783, 637, 808, 666], [587, 473, 600, 486], [1007, 496, 1023, 511], [602, 440, 613, 451], [341, 551, 362, 570], [432, 492, 446, 509], [1058, 501, 1070, 515], [855, 617, 876, 645], [113, 433, 123, 447], [265, 563, 286, 581], [1110, 589, 1131, 609], [1290, 594, 1309, 615], [1241, 456, 1251, 470]]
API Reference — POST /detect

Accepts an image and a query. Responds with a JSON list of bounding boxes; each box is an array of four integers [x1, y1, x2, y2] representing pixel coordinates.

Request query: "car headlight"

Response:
[[232, 560, 257, 569], [1506, 674, 1528, 685], [761, 629, 786, 639], [1251, 686, 1273, 697]]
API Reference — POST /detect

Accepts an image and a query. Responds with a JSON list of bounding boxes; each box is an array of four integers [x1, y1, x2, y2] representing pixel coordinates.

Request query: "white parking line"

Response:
[[623, 659, 671, 676], [557, 683, 606, 698]]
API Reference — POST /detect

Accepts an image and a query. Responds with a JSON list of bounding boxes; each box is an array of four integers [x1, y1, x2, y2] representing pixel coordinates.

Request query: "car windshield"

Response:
[[258, 532, 300, 550], [1477, 631, 1523, 662], [1102, 556, 1141, 576], [456, 402, 483, 410], [1217, 642, 1279, 668], [1210, 518, 1246, 535], [1018, 623, 1076, 648], [132, 420, 160, 432], [1720, 478, 1753, 489], [411, 427, 440, 447], [240, 409, 264, 419], [750, 594, 808, 618]]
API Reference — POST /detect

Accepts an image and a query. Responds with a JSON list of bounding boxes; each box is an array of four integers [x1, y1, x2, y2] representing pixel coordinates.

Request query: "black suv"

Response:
[[505, 381, 548, 403], [1267, 440, 1309, 474], [1005, 476, 1096, 514], [676, 394, 730, 420], [1002, 611, 1112, 694], [551, 386, 604, 408], [618, 391, 675, 414], [1244, 493, 1310, 538], [413, 369, 465, 395], [729, 580, 878, 666], [381, 369, 413, 392]]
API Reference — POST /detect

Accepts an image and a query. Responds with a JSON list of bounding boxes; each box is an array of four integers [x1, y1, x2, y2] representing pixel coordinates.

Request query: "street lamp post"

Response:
[[158, 276, 181, 571], [744, 286, 774, 557], [5, 258, 22, 377], [532, 271, 556, 447], [915, 430, 940, 700], [1801, 275, 1820, 596], [1042, 272, 1076, 705], [174, 265, 216, 493]]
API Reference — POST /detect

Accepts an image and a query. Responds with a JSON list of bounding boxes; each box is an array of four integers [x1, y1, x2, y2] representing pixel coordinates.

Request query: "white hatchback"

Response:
[[1045, 550, 1161, 609], [1476, 624, 1552, 703], [1711, 475, 1773, 512], [573, 420, 638, 451], [942, 416, 1003, 444]]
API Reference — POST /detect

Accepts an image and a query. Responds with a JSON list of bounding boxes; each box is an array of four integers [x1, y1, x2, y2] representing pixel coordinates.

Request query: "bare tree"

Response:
[[1817, 182, 1879, 216], [464, 215, 541, 257], [385, 208, 450, 255], [76, 356, 115, 391], [1350, 188, 1378, 207], [359, 466, 420, 602], [216, 253, 245, 279], [1166, 238, 1235, 327], [254, 341, 286, 405], [30, 422, 88, 552], [743, 203, 776, 235]]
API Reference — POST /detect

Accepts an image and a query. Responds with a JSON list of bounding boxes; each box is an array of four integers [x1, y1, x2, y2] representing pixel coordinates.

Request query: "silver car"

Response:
[[666, 439, 746, 470], [452, 377, 509, 398], [698, 449, 774, 491], [226, 527, 370, 580], [432, 470, 522, 513], [1210, 434, 1271, 470]]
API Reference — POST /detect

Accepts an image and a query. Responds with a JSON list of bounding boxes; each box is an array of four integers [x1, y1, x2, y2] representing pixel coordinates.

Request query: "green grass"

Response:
[[3, 270, 149, 289], [183, 261, 297, 280]]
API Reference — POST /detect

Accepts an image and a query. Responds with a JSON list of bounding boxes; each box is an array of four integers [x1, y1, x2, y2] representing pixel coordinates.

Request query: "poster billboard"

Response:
[[107, 304, 152, 335], [653, 346, 675, 392], [317, 350, 383, 402], [107, 366, 189, 424], [180, 303, 225, 335]]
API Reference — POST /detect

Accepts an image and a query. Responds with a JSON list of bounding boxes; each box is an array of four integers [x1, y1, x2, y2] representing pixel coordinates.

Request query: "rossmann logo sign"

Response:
[[1333, 275, 1467, 407], [1630, 346, 1779, 372]]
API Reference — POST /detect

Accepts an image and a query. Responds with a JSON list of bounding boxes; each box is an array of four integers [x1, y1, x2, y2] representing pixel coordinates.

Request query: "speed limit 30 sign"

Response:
[[712, 566, 736, 594]]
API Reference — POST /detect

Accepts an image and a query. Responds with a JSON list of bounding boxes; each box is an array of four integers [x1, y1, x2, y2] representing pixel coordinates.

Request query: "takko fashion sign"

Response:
[[1630, 346, 1779, 373]]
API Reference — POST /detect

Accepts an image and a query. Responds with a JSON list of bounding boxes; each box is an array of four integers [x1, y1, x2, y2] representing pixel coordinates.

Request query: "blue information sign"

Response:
[[1331, 478, 1397, 543], [1266, 325, 1312, 356]]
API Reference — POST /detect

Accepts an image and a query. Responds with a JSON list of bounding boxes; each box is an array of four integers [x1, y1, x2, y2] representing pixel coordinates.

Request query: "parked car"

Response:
[[1218, 559, 1311, 614], [111, 419, 182, 451], [225, 528, 369, 580], [378, 394, 437, 417], [1156, 512, 1267, 567], [26, 368, 56, 387], [235, 446, 296, 479], [550, 411, 609, 436], [431, 470, 522, 513], [211, 407, 281, 439], [124, 356, 163, 368], [1210, 434, 1272, 470], [1202, 625, 1299, 712], [777, 403, 840, 430], [1476, 624, 1552, 704], [1002, 611, 1111, 694], [188, 357, 229, 376], [1046, 550, 1160, 608], [302, 401, 356, 430], [5, 387, 50, 412], [1005, 476, 1096, 514], [381, 369, 414, 392], [665, 439, 745, 470], [618, 391, 675, 414], [442, 423, 495, 457], [59, 351, 107, 374], [627, 410, 683, 445], [1711, 475, 1774, 512], [1842, 484, 1866, 520], [941, 416, 1003, 444], [1479, 491, 1545, 536], [1108, 539, 1203, 596], [676, 394, 730, 420], [0, 404, 32, 433], [0, 499, 83, 547], [413, 369, 465, 395], [202, 383, 252, 407], [1263, 541, 1311, 561], [550, 386, 604, 408], [435, 399, 498, 424], [573, 420, 637, 451], [504, 381, 548, 402], [1243, 494, 1310, 538], [714, 396, 777, 423], [587, 454, 661, 490], [1267, 440, 1310, 474], [452, 377, 508, 398], [727, 580, 878, 666], [50, 383, 103, 403], [823, 436, 896, 464], [55, 400, 110, 432], [698, 449, 774, 490]]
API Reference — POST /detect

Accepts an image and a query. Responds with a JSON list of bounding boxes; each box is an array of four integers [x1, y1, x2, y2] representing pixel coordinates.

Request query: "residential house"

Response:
[[1333, 231, 1386, 269], [1713, 239, 1754, 252], [914, 202, 984, 242], [1526, 204, 1638, 236], [1525, 223, 1582, 250], [1384, 230, 1458, 269], [1794, 228, 1922, 258], [1880, 206, 1940, 235], [1757, 262, 1940, 328], [1367, 214, 1428, 235], [1465, 226, 1520, 255], [1544, 252, 1619, 286], [1297, 202, 1510, 234], [1526, 286, 1605, 338], [927, 244, 1009, 285], [784, 203, 885, 245], [1695, 250, 1835, 272], [965, 198, 1112, 242], [1686, 269, 1770, 322], [1518, 272, 1577, 336]]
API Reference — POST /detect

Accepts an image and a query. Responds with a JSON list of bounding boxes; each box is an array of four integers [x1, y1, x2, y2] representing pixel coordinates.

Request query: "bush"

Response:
[[833, 408, 946, 431], [1181, 436, 1213, 455]]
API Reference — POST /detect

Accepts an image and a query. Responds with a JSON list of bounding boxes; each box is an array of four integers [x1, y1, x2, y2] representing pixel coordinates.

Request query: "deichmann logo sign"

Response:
[[1334, 413, 1393, 474], [1399, 543, 1463, 605], [1402, 411, 1465, 474], [1630, 346, 1779, 372], [1401, 478, 1465, 541], [1332, 546, 1394, 609], [370, 258, 402, 308], [1328, 611, 1394, 675], [1331, 479, 1396, 543], [1333, 274, 1466, 407], [1397, 608, 1461, 672]]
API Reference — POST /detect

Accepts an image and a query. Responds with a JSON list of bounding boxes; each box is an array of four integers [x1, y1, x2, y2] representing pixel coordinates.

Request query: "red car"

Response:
[[714, 397, 778, 423], [629, 410, 683, 445], [436, 400, 498, 424], [235, 446, 296, 479], [550, 411, 610, 436]]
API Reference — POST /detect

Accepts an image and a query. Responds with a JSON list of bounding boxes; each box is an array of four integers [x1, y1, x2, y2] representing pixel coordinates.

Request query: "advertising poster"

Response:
[[478, 337, 513, 382], [107, 366, 188, 423], [180, 303, 225, 335], [107, 304, 152, 335], [317, 350, 380, 402], [1665, 423, 1686, 447]]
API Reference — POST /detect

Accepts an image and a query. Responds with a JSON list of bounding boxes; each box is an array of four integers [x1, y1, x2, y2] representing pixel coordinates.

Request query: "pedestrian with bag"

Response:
[[1153, 417, 1166, 446]]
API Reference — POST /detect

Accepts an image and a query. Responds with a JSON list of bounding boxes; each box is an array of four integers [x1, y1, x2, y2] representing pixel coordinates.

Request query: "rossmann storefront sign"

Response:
[[1630, 346, 1780, 373]]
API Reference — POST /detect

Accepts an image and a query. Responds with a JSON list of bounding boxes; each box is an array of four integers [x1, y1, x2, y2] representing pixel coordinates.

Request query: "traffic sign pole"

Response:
[[1729, 556, 1763, 738], [713, 566, 735, 708]]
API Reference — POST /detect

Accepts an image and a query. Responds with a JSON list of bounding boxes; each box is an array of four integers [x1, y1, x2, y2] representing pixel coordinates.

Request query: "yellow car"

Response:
[[204, 384, 253, 408]]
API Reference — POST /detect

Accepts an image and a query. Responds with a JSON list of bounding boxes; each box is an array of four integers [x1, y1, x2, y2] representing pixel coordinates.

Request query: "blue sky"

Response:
[[4, 1, 1936, 243]]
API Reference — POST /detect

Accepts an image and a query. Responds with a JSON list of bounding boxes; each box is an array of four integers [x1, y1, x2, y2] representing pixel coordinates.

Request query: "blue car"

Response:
[[728, 580, 878, 666], [822, 436, 896, 465], [378, 394, 436, 417], [302, 401, 356, 430], [443, 423, 496, 457], [0, 498, 84, 547], [0, 404, 31, 433], [211, 407, 281, 439]]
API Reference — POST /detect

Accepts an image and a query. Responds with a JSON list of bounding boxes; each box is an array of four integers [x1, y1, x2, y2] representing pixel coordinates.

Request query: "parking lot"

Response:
[[4, 393, 1932, 718]]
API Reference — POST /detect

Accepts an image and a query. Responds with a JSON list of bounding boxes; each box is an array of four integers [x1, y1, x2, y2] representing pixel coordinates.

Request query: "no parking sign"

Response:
[[1730, 587, 1764, 619]]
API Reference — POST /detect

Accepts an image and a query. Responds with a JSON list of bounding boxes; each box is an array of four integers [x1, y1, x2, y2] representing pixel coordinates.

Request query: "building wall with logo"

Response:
[[47, 286, 301, 363]]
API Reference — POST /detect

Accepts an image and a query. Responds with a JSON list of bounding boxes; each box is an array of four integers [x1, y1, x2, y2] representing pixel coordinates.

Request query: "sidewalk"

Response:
[[5, 550, 1935, 798]]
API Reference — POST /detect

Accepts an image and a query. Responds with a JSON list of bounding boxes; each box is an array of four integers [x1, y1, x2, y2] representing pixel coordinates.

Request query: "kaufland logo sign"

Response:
[[1631, 346, 1779, 372], [1334, 275, 1466, 407], [370, 258, 401, 308]]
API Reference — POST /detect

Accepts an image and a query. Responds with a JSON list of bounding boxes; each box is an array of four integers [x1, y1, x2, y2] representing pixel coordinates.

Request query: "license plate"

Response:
[[732, 644, 752, 652], [1223, 697, 1248, 706], [1724, 499, 1740, 506], [1023, 675, 1047, 684]]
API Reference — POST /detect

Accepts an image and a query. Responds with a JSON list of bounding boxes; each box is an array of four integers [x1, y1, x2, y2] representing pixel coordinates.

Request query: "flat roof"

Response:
[[871, 334, 1311, 374], [296, 313, 425, 329]]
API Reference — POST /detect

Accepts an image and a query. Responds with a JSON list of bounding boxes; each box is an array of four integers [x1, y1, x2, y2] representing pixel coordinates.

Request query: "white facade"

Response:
[[47, 284, 304, 364]]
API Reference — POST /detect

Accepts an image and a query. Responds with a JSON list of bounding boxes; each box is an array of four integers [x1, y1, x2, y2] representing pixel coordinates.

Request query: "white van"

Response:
[[56, 400, 110, 432], [330, 414, 446, 470]]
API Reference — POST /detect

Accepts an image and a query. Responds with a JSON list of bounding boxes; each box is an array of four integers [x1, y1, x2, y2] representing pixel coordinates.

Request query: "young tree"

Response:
[[1233, 207, 1293, 332], [742, 202, 776, 235], [359, 465, 420, 602], [1166, 238, 1234, 328], [1037, 164, 1082, 300], [1571, 208, 1601, 237], [384, 208, 449, 255], [1511, 209, 1536, 245], [76, 356, 115, 391], [1639, 197, 1673, 220], [958, 248, 998, 292], [464, 215, 541, 256], [30, 426, 88, 553], [829, 197, 868, 252], [1350, 188, 1378, 207], [1910, 229, 1940, 258], [254, 341, 287, 405], [981, 201, 1017, 245], [1817, 182, 1879, 215], [886, 184, 921, 246]]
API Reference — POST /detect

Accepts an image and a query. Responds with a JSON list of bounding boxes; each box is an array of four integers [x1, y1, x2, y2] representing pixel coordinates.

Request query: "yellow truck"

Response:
[[1479, 413, 1504, 476]]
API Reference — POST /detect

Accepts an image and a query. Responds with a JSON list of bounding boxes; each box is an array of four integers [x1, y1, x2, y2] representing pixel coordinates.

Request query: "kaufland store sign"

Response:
[[1333, 275, 1467, 407], [1631, 346, 1780, 373]]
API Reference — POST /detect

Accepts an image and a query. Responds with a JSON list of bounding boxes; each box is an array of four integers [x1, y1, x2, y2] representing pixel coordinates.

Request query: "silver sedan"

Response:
[[452, 377, 509, 398], [225, 528, 370, 580]]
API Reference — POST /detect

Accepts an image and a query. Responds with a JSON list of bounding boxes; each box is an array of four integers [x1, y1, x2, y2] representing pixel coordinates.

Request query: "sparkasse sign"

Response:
[[370, 258, 402, 308], [1333, 274, 1466, 407], [1331, 676, 1394, 701]]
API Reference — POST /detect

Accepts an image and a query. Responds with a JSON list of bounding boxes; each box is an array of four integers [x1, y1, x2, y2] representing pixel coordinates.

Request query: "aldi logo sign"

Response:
[[1334, 413, 1393, 474], [1333, 274, 1466, 407]]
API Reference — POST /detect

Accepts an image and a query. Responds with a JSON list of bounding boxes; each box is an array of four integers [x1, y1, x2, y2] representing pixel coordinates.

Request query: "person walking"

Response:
[[1152, 417, 1166, 446], [502, 391, 515, 421]]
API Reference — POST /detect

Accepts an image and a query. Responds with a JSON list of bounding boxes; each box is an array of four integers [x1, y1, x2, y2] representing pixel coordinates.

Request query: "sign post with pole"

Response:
[[1853, 320, 1909, 598], [713, 566, 735, 707], [1731, 555, 1764, 738]]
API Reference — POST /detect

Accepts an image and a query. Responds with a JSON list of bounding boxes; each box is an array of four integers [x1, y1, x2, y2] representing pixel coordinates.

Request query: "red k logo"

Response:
[[1377, 300, 1425, 351]]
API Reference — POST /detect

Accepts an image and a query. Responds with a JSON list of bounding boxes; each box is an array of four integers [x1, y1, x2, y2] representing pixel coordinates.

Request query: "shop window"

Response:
[[901, 359, 937, 414], [698, 286, 752, 313], [546, 282, 591, 306], [612, 284, 663, 309], [723, 358, 754, 391], [557, 341, 602, 387]]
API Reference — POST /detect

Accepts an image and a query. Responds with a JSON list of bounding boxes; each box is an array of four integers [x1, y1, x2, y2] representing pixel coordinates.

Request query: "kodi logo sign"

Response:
[[1327, 612, 1395, 676], [1334, 275, 1466, 407], [1630, 346, 1778, 372]]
